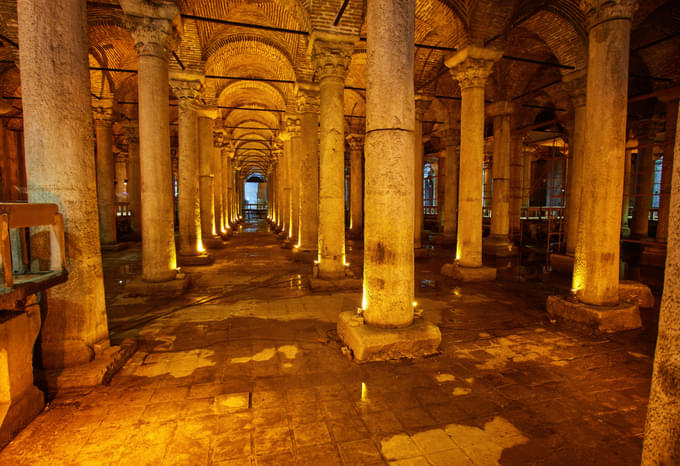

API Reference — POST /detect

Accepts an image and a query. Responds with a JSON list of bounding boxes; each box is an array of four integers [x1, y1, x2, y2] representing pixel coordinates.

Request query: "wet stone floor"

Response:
[[0, 219, 658, 465]]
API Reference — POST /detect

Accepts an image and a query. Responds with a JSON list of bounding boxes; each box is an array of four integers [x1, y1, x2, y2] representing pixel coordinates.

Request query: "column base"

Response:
[[101, 242, 128, 252], [178, 253, 213, 266], [433, 234, 456, 247], [546, 296, 641, 333], [203, 237, 226, 250], [220, 230, 232, 240], [550, 253, 574, 273], [482, 236, 517, 256], [641, 241, 667, 267], [414, 247, 430, 260], [310, 263, 360, 290], [337, 311, 441, 362], [440, 263, 496, 282], [276, 231, 288, 240], [125, 274, 191, 297], [619, 280, 655, 308], [281, 239, 295, 249], [292, 249, 316, 263], [0, 385, 44, 450]]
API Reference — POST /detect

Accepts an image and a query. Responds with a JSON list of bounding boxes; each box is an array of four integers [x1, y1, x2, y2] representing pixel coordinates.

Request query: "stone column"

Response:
[[631, 119, 662, 239], [286, 117, 302, 244], [279, 134, 291, 237], [170, 75, 210, 264], [92, 102, 117, 246], [642, 99, 680, 466], [212, 132, 225, 236], [297, 82, 320, 252], [414, 95, 431, 250], [438, 126, 459, 245], [547, 1, 646, 332], [272, 147, 284, 231], [621, 141, 635, 236], [563, 70, 587, 254], [225, 151, 235, 227], [656, 98, 678, 242], [197, 109, 222, 248], [122, 0, 184, 286], [509, 135, 523, 236], [115, 157, 127, 199], [311, 32, 354, 279], [337, 0, 440, 362], [18, 0, 109, 367], [223, 146, 234, 234], [122, 122, 141, 235], [347, 133, 364, 239], [484, 101, 516, 256], [441, 47, 501, 281], [521, 146, 532, 209]]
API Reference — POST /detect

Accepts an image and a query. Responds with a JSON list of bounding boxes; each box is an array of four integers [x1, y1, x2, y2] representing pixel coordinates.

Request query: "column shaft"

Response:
[[298, 84, 320, 251], [565, 93, 586, 253], [440, 129, 459, 241], [656, 99, 677, 242], [124, 124, 141, 235], [213, 142, 224, 234], [348, 136, 363, 238], [631, 122, 659, 238], [509, 136, 522, 236], [94, 115, 117, 245], [198, 116, 216, 239]]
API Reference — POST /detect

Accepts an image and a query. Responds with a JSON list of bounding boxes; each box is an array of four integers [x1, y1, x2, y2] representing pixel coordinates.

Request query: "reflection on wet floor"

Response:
[[0, 218, 662, 465]]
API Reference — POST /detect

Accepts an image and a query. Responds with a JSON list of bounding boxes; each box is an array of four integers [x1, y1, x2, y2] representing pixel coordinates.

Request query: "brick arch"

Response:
[[520, 8, 586, 71], [224, 108, 281, 130], [217, 80, 287, 112]]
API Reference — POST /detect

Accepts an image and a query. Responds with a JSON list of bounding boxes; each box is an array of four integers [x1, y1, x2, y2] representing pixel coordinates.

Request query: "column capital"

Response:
[[196, 105, 218, 119], [92, 101, 114, 124], [169, 72, 203, 105], [445, 46, 502, 90], [562, 69, 587, 108], [346, 133, 364, 151], [297, 82, 320, 114], [310, 31, 355, 81], [286, 117, 302, 138], [631, 118, 664, 143], [486, 101, 515, 118], [581, 0, 637, 30], [415, 94, 432, 121], [439, 127, 460, 148], [121, 121, 139, 145], [121, 0, 182, 59]]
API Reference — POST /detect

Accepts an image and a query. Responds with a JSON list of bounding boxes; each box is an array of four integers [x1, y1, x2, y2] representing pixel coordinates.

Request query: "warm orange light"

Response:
[[197, 239, 205, 253]]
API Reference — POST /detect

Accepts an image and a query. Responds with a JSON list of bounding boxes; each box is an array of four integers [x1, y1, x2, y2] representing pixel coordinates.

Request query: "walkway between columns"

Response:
[[0, 222, 658, 464]]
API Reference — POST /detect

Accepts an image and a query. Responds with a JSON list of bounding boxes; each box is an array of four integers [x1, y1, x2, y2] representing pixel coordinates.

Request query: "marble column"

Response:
[[438, 126, 459, 245], [297, 82, 320, 251], [509, 135, 523, 236], [642, 99, 680, 465], [563, 70, 587, 254], [197, 109, 221, 247], [441, 47, 501, 281], [223, 146, 234, 232], [337, 0, 440, 362], [414, 95, 431, 250], [279, 134, 291, 236], [92, 102, 117, 246], [347, 133, 364, 239], [287, 117, 302, 243], [631, 119, 662, 239], [571, 0, 636, 305], [122, 0, 181, 283], [484, 101, 516, 256], [122, 122, 141, 235], [656, 98, 677, 242], [212, 132, 225, 236], [273, 146, 284, 231], [115, 157, 127, 198], [622, 141, 635, 236], [170, 75, 208, 262], [18, 0, 109, 367], [311, 32, 354, 279]]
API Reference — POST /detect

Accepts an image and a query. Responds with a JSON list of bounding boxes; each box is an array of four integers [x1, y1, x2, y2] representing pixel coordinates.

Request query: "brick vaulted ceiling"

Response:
[[0, 0, 678, 175]]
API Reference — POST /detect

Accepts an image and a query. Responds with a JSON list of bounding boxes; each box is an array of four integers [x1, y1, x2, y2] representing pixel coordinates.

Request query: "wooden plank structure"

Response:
[[0, 203, 68, 309]]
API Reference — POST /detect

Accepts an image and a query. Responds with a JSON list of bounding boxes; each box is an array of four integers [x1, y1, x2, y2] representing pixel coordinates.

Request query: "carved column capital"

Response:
[[169, 73, 203, 107], [445, 47, 502, 90], [286, 117, 302, 138], [415, 94, 432, 121], [631, 118, 664, 144], [581, 0, 637, 30], [346, 134, 364, 151], [121, 0, 181, 59], [297, 82, 320, 114], [310, 32, 355, 81], [439, 127, 460, 148], [92, 101, 114, 124]]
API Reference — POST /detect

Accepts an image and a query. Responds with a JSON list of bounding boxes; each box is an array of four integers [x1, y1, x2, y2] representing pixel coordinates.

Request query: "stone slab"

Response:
[[482, 237, 517, 256], [546, 296, 641, 333], [337, 311, 441, 362], [440, 263, 496, 282], [309, 278, 362, 291], [178, 253, 213, 266], [619, 280, 655, 308], [203, 237, 225, 250], [37, 339, 137, 396], [550, 253, 574, 273], [125, 274, 191, 297]]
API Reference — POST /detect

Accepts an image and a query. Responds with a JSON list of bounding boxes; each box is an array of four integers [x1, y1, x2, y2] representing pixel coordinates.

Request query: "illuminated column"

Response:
[[347, 133, 364, 239], [18, 0, 110, 367], [311, 32, 354, 279], [656, 98, 678, 242], [122, 0, 180, 282], [484, 101, 516, 256], [170, 75, 208, 262], [212, 131, 225, 235], [441, 47, 501, 281], [439, 126, 459, 244], [642, 98, 680, 465], [509, 135, 523, 236], [564, 70, 587, 254], [279, 134, 291, 236], [571, 0, 635, 305], [122, 121, 141, 235], [631, 119, 662, 239], [414, 95, 431, 249], [621, 141, 635, 235], [287, 117, 302, 242], [92, 101, 117, 246], [197, 108, 221, 247], [224, 146, 234, 229], [115, 157, 127, 199], [297, 82, 320, 251], [273, 146, 284, 230]]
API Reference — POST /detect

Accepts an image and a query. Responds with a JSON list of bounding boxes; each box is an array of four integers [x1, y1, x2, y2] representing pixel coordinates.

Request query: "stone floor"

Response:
[[0, 219, 660, 465]]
